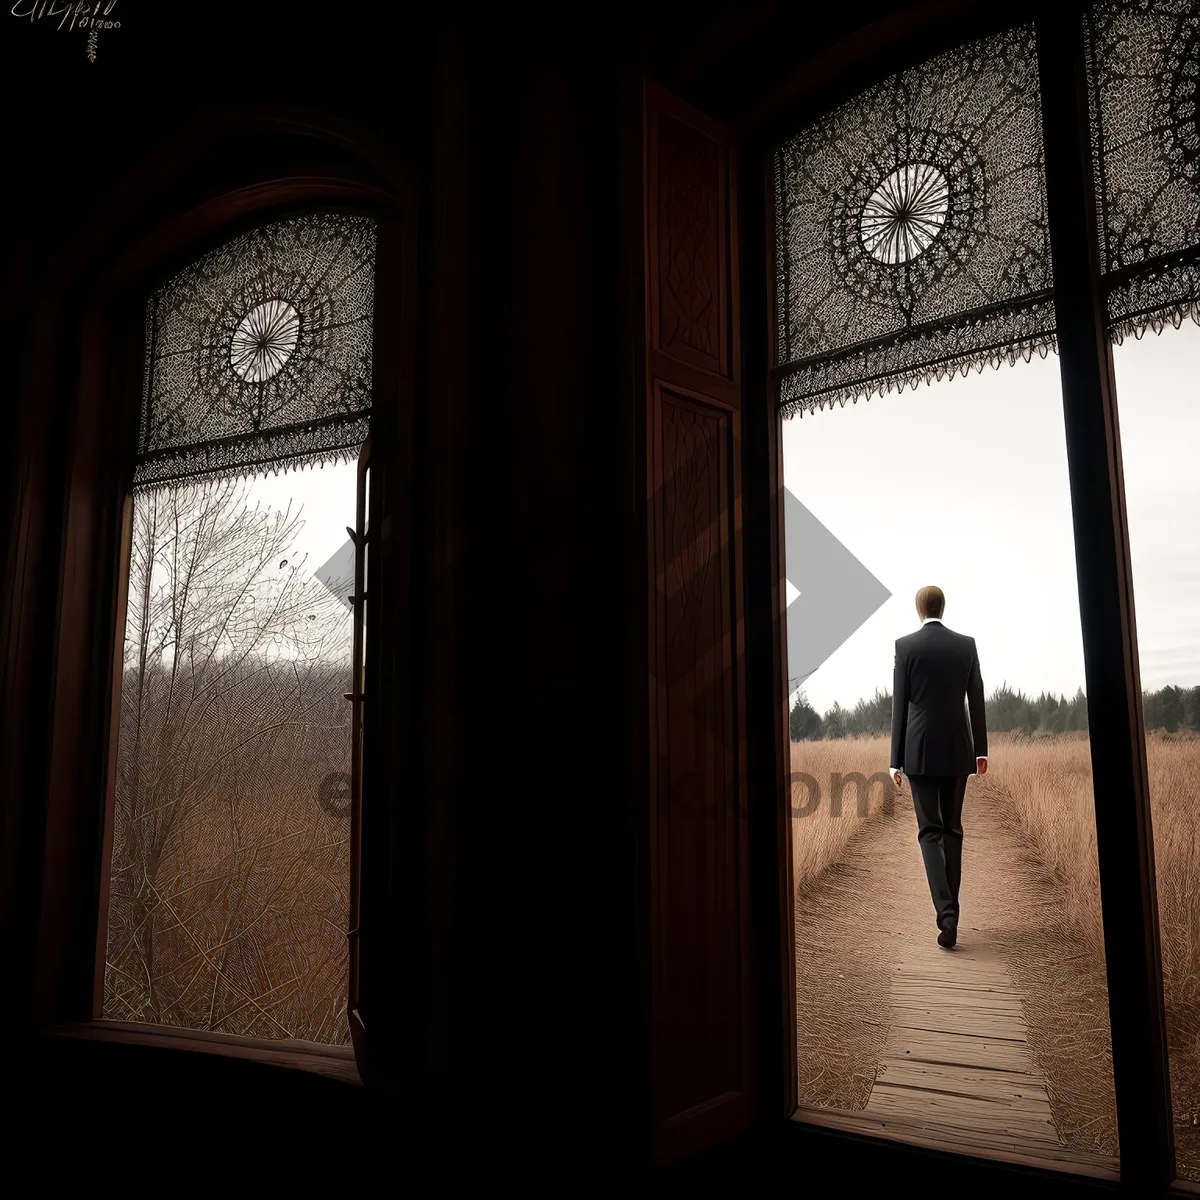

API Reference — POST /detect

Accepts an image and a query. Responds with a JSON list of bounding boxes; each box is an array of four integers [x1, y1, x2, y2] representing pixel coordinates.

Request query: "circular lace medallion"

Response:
[[830, 127, 988, 312], [230, 298, 301, 382], [859, 163, 950, 263]]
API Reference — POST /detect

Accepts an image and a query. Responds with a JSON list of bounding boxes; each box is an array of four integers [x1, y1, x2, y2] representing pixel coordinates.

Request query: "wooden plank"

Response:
[[884, 1008, 1029, 1039], [890, 957, 1018, 981], [888, 991, 1026, 1009], [890, 970, 1020, 990], [792, 1106, 1122, 1180], [861, 928, 1079, 1157], [885, 1026, 1031, 1072], [889, 1003, 1025, 1022], [877, 1059, 1059, 1105], [890, 966, 1021, 985], [867, 1085, 1061, 1138], [891, 969, 1019, 984]]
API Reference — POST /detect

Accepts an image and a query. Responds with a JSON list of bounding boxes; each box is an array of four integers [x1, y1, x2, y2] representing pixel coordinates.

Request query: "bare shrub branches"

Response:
[[104, 475, 353, 1044]]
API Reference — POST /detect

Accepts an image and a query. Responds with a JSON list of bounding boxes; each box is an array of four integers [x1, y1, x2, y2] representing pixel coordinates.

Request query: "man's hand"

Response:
[[891, 768, 904, 790], [976, 757, 988, 776]]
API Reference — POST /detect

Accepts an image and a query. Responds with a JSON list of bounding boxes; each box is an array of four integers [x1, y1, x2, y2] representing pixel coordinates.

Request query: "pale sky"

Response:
[[783, 322, 1200, 715], [124, 458, 358, 669], [219, 317, 1200, 719], [247, 457, 359, 579], [1111, 324, 1200, 692], [233, 458, 359, 659]]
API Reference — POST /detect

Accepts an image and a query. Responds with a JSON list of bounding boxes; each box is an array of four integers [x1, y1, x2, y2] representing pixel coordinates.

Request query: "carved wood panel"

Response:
[[647, 97, 738, 390], [644, 80, 750, 1163]]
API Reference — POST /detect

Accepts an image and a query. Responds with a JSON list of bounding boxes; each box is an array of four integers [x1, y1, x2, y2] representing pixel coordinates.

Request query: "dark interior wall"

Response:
[[1, 1, 1096, 1187], [0, 0, 434, 1031], [0, 3, 431, 315], [449, 8, 653, 1169], [0, 0, 436, 1149], [1, 2, 653, 1174]]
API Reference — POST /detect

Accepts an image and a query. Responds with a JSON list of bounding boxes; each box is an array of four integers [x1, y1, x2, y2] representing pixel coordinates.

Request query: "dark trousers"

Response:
[[909, 774, 969, 928]]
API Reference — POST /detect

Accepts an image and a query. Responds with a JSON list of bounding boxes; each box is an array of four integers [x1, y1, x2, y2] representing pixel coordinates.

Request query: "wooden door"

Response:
[[642, 79, 752, 1163]]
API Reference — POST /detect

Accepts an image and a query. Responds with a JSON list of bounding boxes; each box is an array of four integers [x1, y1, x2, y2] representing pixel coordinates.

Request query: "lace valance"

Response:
[[135, 211, 377, 487], [773, 24, 1056, 418], [1086, 0, 1200, 343]]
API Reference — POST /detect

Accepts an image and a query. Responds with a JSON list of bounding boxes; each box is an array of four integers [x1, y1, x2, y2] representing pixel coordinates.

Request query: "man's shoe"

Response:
[[937, 918, 958, 948]]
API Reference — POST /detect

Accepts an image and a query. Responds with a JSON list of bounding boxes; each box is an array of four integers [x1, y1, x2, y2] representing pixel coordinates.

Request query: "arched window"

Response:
[[75, 206, 381, 1051], [11, 108, 417, 1090], [99, 211, 379, 1046], [133, 211, 377, 486], [759, 3, 1200, 1184]]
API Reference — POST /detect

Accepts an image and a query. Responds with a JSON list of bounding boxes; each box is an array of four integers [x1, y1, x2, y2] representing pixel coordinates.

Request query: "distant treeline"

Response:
[[789, 683, 1200, 741]]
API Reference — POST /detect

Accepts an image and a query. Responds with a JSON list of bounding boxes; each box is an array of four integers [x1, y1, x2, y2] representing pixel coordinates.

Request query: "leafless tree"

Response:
[[103, 475, 355, 1045]]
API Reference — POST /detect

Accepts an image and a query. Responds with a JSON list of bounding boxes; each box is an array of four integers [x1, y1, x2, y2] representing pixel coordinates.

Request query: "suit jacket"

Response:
[[891, 621, 988, 777]]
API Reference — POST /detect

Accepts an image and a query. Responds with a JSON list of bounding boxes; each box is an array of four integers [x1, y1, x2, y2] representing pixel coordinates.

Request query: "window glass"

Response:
[[783, 359, 1118, 1171], [102, 460, 360, 1043], [1111, 324, 1200, 1182]]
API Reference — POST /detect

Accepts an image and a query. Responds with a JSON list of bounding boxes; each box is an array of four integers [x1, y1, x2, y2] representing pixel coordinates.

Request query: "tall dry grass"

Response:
[[977, 733, 1200, 1007], [789, 729, 1200, 1165], [976, 731, 1200, 1171], [974, 734, 1107, 956], [789, 734, 895, 886]]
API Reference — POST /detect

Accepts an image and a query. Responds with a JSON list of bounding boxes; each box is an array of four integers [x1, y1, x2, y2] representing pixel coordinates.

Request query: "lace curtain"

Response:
[[773, 24, 1055, 418], [135, 211, 377, 486], [1085, 0, 1200, 342], [104, 211, 374, 1043]]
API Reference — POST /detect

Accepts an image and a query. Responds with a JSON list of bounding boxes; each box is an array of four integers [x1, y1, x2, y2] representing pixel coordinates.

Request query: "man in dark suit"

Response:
[[890, 585, 988, 948]]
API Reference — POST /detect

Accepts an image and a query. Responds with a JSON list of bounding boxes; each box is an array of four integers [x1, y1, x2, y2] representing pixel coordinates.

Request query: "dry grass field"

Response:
[[790, 729, 1200, 1177], [977, 731, 1200, 1175], [788, 734, 895, 884]]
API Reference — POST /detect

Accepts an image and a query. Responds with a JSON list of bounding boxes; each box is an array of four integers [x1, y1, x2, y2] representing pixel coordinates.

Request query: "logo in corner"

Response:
[[10, 2, 123, 63]]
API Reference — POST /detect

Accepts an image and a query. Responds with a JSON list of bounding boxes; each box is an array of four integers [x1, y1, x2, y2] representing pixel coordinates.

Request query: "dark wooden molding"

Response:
[[793, 1105, 1121, 1183], [8, 8, 1194, 1187], [739, 127, 797, 1127], [618, 56, 655, 1167], [402, 20, 470, 1122], [778, 1110, 1123, 1197], [0, 104, 416, 319], [3, 111, 419, 1099], [652, 0, 784, 93], [1036, 11, 1175, 1190], [642, 79, 752, 1164], [42, 1020, 362, 1086], [728, 0, 1043, 145]]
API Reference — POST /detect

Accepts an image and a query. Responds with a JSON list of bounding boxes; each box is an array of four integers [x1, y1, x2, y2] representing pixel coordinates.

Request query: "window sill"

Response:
[[41, 1020, 362, 1086], [789, 1105, 1121, 1185]]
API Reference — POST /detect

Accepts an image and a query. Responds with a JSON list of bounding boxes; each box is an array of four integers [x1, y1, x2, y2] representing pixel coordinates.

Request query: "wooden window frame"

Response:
[[18, 112, 418, 1086], [4, 20, 1191, 1186], [737, 4, 1181, 1191]]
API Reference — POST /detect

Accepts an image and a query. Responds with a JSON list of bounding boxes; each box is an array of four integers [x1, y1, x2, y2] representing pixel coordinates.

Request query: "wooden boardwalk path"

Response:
[[793, 794, 1120, 1179]]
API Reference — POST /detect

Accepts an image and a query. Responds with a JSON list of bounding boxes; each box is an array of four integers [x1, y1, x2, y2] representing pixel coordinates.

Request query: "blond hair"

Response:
[[915, 585, 945, 620]]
